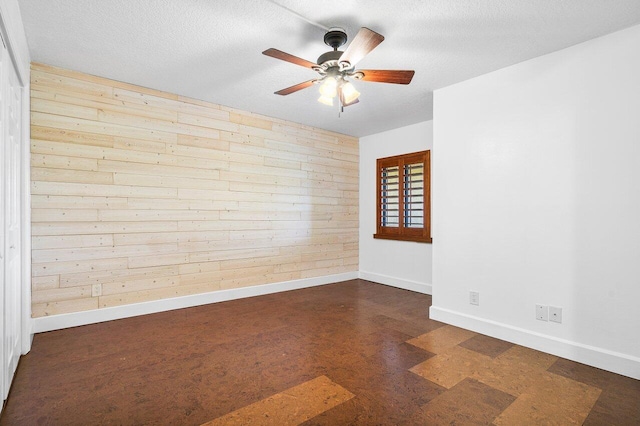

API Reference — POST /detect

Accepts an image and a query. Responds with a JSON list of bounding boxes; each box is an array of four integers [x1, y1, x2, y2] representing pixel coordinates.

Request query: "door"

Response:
[[1, 36, 22, 402], [0, 35, 5, 402]]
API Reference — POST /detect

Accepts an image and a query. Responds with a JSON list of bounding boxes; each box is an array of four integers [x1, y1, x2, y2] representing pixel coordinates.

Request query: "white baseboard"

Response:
[[358, 271, 432, 295], [430, 305, 640, 380], [32, 272, 358, 333]]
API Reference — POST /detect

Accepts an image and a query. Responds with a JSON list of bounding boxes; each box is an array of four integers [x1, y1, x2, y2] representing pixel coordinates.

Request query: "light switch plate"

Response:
[[92, 284, 102, 297], [536, 304, 548, 321]]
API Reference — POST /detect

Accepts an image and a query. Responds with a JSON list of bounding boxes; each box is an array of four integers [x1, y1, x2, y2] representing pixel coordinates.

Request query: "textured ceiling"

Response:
[[16, 0, 640, 137]]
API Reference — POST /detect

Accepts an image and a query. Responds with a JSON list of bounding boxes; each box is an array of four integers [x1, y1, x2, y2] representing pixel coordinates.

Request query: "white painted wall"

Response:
[[431, 24, 640, 379], [359, 120, 433, 294]]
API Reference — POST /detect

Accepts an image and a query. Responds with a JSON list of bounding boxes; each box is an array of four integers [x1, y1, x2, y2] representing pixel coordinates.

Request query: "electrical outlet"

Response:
[[549, 306, 562, 323], [469, 291, 479, 306], [536, 304, 548, 321], [92, 284, 102, 297]]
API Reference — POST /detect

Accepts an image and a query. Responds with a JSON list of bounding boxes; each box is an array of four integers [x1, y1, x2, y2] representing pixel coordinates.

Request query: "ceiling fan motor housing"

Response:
[[317, 50, 343, 67]]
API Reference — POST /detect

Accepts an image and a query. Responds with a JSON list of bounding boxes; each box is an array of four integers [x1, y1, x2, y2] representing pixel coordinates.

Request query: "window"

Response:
[[374, 150, 431, 243]]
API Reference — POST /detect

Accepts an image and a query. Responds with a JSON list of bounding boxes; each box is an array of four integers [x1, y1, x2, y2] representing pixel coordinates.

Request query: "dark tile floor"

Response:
[[1, 279, 638, 425]]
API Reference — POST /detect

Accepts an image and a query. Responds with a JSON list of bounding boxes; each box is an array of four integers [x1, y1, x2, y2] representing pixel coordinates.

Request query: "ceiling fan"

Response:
[[263, 27, 415, 110]]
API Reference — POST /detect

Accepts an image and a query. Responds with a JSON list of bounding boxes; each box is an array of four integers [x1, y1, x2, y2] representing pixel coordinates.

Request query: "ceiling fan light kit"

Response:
[[341, 81, 360, 104], [263, 26, 414, 112]]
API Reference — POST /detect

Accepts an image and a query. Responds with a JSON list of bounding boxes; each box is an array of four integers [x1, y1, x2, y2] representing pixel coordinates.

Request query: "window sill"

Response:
[[373, 233, 432, 244]]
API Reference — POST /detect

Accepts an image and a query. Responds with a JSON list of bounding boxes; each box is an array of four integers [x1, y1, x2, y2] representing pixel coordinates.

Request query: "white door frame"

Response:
[[1, 37, 23, 400], [0, 33, 6, 404], [0, 0, 33, 388]]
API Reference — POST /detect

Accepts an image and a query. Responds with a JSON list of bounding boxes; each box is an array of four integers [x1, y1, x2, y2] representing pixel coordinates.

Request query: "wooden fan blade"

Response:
[[339, 27, 384, 67], [262, 48, 317, 69], [358, 69, 415, 84], [274, 80, 316, 96]]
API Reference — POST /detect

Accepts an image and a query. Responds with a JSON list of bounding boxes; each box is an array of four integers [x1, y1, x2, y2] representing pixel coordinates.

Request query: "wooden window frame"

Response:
[[374, 150, 431, 243]]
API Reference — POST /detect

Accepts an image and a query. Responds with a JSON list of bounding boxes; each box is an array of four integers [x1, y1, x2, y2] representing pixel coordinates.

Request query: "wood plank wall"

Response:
[[30, 63, 359, 317]]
